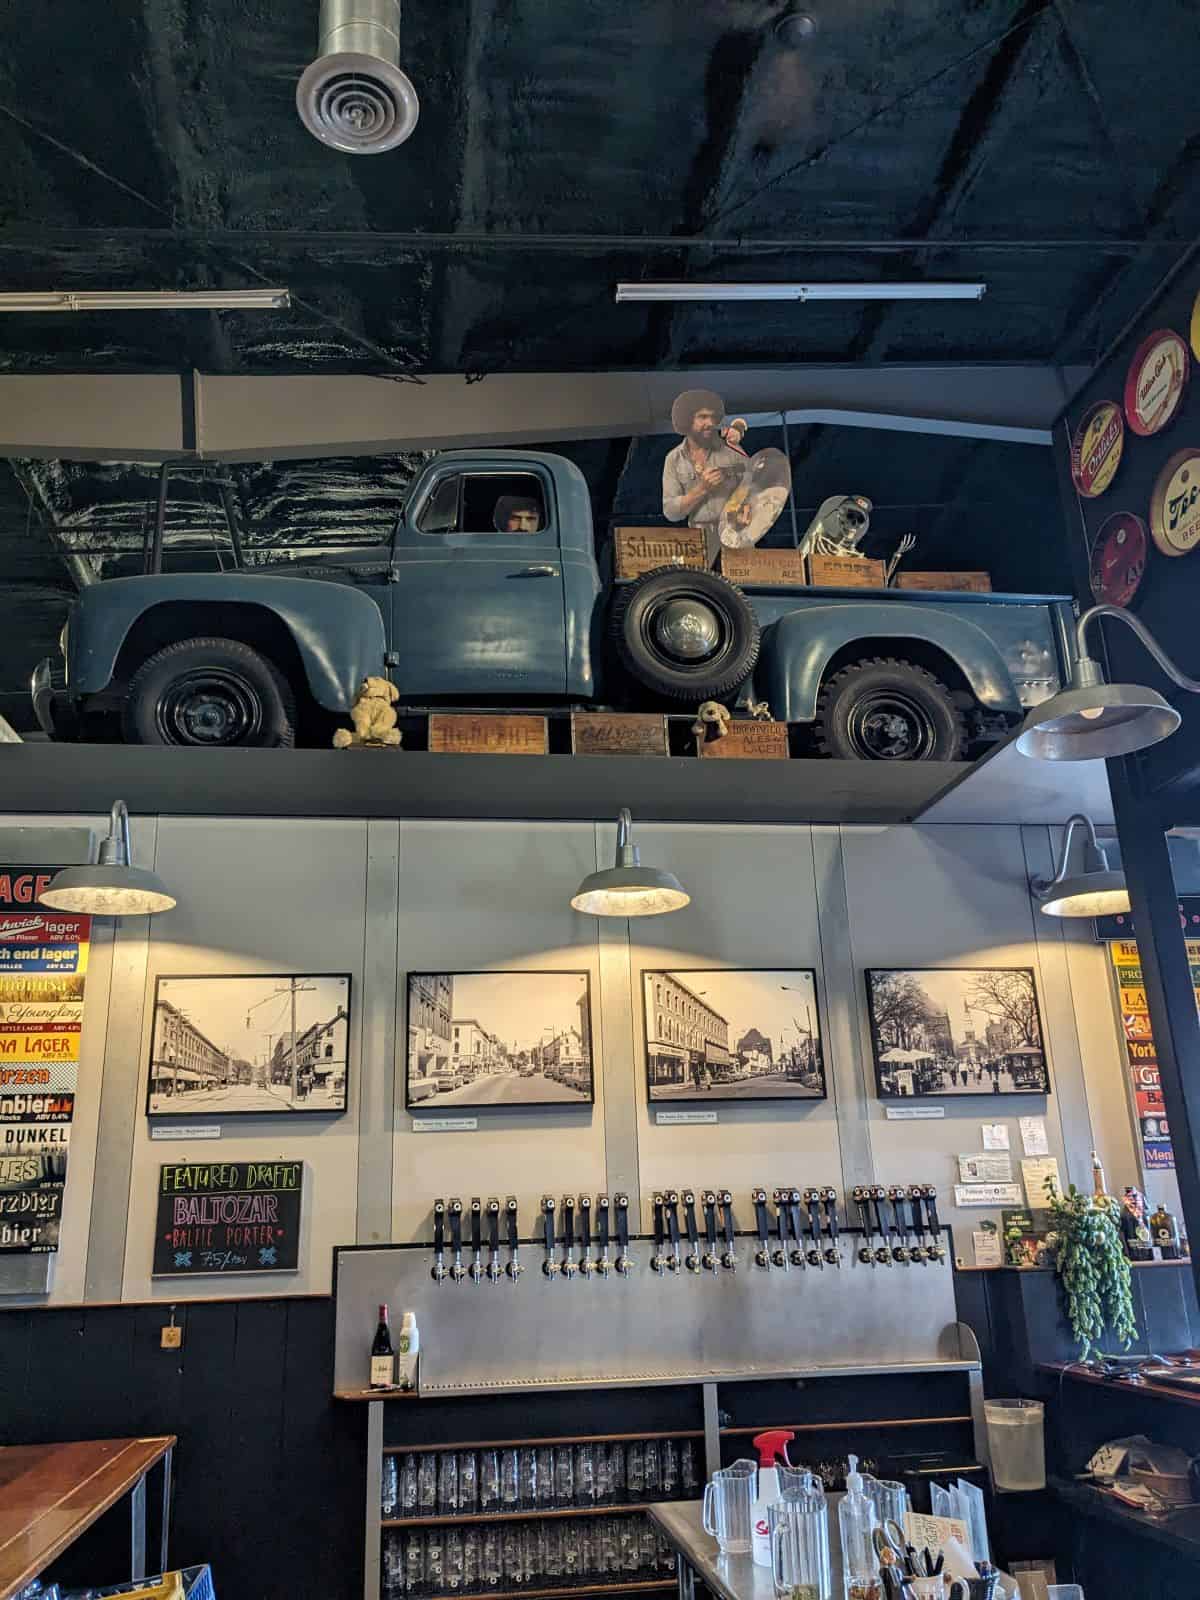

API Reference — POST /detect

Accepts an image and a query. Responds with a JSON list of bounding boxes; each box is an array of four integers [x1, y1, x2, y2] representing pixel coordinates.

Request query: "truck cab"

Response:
[[33, 448, 1071, 761]]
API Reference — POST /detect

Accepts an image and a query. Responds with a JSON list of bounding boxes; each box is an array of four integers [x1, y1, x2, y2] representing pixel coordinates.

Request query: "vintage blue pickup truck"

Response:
[[33, 449, 1074, 760]]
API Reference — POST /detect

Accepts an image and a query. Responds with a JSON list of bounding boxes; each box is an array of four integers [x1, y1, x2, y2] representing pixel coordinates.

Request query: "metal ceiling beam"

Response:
[[0, 364, 1086, 461]]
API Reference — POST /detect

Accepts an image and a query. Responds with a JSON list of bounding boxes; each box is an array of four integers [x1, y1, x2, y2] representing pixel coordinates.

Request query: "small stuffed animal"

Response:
[[333, 676, 402, 748], [746, 699, 773, 721], [691, 699, 732, 743]]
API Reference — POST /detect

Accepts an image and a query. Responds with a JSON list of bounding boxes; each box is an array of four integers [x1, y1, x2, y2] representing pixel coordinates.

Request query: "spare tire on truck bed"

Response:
[[609, 566, 760, 702]]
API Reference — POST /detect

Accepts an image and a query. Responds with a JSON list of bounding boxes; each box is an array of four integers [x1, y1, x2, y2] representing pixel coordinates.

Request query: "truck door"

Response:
[[390, 464, 568, 698]]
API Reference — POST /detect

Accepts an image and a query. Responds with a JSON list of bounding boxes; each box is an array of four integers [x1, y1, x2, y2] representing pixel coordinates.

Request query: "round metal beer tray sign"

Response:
[[1124, 328, 1189, 436], [1150, 448, 1200, 556], [1090, 511, 1147, 606], [1071, 400, 1124, 497]]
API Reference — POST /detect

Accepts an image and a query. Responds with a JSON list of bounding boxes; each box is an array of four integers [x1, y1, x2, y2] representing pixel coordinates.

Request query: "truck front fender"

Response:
[[67, 574, 388, 712], [760, 602, 1023, 723]]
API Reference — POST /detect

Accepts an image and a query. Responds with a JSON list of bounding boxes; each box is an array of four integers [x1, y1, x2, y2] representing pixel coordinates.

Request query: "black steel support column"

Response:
[[1108, 756, 1200, 1307]]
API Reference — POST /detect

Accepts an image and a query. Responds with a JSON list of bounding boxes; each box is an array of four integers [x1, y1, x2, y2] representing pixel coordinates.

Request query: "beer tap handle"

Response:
[[469, 1197, 483, 1282], [771, 1189, 791, 1270], [486, 1197, 502, 1281], [922, 1184, 946, 1262], [449, 1197, 466, 1282], [905, 1187, 928, 1265], [719, 1190, 737, 1271], [615, 1192, 632, 1275], [870, 1185, 892, 1265], [820, 1186, 841, 1266], [561, 1196, 577, 1279], [432, 1197, 448, 1282], [752, 1188, 772, 1269], [851, 1186, 874, 1266], [664, 1190, 682, 1272], [701, 1190, 719, 1272], [651, 1192, 666, 1274], [578, 1195, 594, 1276], [786, 1188, 806, 1268], [541, 1196, 558, 1279], [683, 1189, 701, 1273], [803, 1187, 823, 1268], [596, 1194, 612, 1277], [886, 1187, 910, 1263], [504, 1196, 523, 1280]]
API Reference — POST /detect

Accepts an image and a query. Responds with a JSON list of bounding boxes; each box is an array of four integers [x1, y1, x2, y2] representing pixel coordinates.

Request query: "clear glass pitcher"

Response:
[[702, 1460, 756, 1554], [769, 1472, 832, 1600]]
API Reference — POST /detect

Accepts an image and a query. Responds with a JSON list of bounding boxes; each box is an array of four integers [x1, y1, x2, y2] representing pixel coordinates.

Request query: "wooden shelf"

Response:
[[421, 1583, 675, 1600], [719, 1415, 971, 1436], [339, 1387, 420, 1403], [1039, 1361, 1200, 1413], [385, 1431, 704, 1457], [1049, 1476, 1200, 1559], [383, 1504, 695, 1529]]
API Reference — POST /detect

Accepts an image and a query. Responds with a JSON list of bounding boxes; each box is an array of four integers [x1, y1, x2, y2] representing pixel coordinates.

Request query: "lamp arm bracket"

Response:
[[1079, 605, 1200, 694], [1030, 812, 1100, 896]]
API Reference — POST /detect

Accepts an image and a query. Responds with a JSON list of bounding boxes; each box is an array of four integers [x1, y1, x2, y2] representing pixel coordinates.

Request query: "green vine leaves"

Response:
[[1044, 1178, 1137, 1360]]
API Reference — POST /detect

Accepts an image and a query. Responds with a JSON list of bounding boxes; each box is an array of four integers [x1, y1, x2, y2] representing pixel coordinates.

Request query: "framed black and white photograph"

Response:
[[642, 969, 825, 1102], [146, 974, 352, 1116], [866, 967, 1050, 1099], [406, 972, 594, 1109]]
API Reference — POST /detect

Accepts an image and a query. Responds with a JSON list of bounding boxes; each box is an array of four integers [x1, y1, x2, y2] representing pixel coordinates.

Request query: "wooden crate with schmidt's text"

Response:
[[614, 526, 707, 580]]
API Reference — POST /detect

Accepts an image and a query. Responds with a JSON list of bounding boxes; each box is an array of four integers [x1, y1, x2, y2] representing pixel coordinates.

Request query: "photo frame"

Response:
[[146, 974, 352, 1117], [642, 968, 826, 1103], [406, 971, 594, 1110], [866, 967, 1050, 1099]]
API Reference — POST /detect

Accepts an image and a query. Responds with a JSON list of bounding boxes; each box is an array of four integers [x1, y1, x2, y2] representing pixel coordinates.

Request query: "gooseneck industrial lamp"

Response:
[[40, 800, 176, 916], [1029, 812, 1130, 918], [1016, 604, 1194, 761], [571, 809, 689, 917]]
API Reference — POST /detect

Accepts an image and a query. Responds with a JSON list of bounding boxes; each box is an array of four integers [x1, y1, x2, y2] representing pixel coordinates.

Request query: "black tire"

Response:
[[123, 636, 297, 748], [609, 566, 760, 701], [813, 657, 965, 761]]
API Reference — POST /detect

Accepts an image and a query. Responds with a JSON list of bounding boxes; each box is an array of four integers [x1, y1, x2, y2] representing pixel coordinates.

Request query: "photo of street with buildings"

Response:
[[146, 974, 351, 1115], [867, 967, 1049, 1098], [642, 969, 825, 1101], [406, 971, 593, 1108]]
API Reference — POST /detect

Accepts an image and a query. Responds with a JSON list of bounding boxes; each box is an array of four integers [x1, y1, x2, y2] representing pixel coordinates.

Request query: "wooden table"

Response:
[[0, 1436, 175, 1600]]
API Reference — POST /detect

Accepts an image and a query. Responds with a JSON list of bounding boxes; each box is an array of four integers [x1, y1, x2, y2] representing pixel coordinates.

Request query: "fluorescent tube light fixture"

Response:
[[40, 800, 176, 917], [571, 809, 689, 918], [1029, 813, 1129, 918], [0, 289, 290, 313], [615, 281, 986, 303]]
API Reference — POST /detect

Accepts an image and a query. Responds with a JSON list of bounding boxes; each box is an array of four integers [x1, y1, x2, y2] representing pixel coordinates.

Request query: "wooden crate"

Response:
[[428, 714, 548, 755], [614, 525, 707, 579], [570, 712, 669, 756], [895, 570, 993, 593], [806, 554, 887, 589], [696, 720, 789, 760], [719, 548, 808, 586]]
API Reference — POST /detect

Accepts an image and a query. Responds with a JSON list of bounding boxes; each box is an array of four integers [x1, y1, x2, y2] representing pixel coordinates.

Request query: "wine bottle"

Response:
[[1091, 1150, 1109, 1205], [1149, 1203, 1182, 1260], [370, 1303, 395, 1388]]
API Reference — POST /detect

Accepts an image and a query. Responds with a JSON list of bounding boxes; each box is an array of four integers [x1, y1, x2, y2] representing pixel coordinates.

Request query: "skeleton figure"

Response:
[[797, 494, 874, 559]]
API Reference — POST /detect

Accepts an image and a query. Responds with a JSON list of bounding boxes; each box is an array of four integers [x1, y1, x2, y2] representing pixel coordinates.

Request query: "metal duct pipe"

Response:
[[297, 0, 420, 154]]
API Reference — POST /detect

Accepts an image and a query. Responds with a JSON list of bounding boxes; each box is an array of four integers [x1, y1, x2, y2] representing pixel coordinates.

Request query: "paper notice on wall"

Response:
[[954, 1182, 1023, 1207], [981, 1123, 1010, 1151], [972, 1230, 1003, 1267], [1022, 1155, 1061, 1209], [1019, 1115, 1049, 1156], [957, 1152, 1013, 1184]]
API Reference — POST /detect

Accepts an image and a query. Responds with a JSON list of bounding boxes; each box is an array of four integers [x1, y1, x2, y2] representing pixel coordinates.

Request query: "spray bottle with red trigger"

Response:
[[750, 1428, 795, 1567]]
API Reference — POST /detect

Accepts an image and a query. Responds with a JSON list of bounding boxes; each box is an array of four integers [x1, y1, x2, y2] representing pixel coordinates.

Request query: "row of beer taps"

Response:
[[851, 1184, 946, 1265], [428, 1185, 945, 1282]]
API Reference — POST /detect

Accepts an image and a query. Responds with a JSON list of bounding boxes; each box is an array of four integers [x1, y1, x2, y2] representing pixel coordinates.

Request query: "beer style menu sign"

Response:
[[1109, 939, 1183, 1172], [0, 867, 90, 1253], [153, 1160, 304, 1276]]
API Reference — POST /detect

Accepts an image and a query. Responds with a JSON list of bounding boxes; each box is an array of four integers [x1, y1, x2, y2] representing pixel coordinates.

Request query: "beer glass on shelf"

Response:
[[680, 1439, 700, 1494], [444, 1529, 464, 1593], [424, 1531, 444, 1595], [661, 1439, 679, 1497], [520, 1522, 539, 1585], [401, 1453, 420, 1516], [458, 1451, 479, 1515], [403, 1531, 424, 1597], [382, 1454, 400, 1518], [501, 1524, 522, 1587], [479, 1450, 500, 1513], [500, 1448, 519, 1509], [418, 1454, 437, 1517], [535, 1446, 555, 1509], [575, 1442, 596, 1506], [609, 1442, 627, 1502], [438, 1452, 460, 1515], [576, 1522, 595, 1578], [554, 1445, 575, 1506], [562, 1520, 580, 1582], [518, 1447, 537, 1509], [462, 1530, 480, 1593], [598, 1517, 619, 1575], [618, 1516, 640, 1574], [643, 1440, 661, 1499], [542, 1521, 564, 1580], [626, 1442, 645, 1502], [383, 1530, 403, 1600], [481, 1527, 502, 1590]]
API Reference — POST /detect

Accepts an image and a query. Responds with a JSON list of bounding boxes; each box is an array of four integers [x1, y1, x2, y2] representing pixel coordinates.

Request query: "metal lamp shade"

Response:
[[1015, 682, 1180, 761], [40, 863, 177, 916], [570, 865, 690, 918], [1037, 868, 1130, 918]]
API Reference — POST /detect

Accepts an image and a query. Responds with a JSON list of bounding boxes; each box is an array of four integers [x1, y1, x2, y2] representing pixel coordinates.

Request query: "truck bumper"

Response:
[[31, 657, 73, 740]]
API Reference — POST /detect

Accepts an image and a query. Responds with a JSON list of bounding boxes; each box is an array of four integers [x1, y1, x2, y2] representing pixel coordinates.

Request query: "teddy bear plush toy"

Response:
[[691, 699, 732, 744], [332, 676, 402, 748]]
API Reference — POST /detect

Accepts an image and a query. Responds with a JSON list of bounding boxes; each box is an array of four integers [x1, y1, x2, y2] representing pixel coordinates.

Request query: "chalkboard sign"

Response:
[[153, 1160, 303, 1276]]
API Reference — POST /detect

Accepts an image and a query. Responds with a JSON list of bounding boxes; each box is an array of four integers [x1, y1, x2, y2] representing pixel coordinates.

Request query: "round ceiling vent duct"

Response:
[[297, 0, 420, 154]]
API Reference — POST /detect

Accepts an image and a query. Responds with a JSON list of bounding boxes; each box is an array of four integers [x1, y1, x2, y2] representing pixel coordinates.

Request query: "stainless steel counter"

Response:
[[648, 1498, 845, 1600]]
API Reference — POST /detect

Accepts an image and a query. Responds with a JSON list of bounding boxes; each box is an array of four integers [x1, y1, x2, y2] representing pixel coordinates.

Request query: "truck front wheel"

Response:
[[609, 566, 760, 702], [123, 637, 296, 748], [813, 657, 965, 761]]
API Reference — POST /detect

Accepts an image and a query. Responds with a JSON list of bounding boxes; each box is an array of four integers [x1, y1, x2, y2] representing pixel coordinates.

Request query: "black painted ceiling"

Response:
[[0, 0, 1197, 727]]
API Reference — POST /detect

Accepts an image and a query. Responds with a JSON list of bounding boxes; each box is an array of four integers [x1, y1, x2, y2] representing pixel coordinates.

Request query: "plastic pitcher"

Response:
[[770, 1476, 832, 1600], [984, 1399, 1046, 1491], [703, 1460, 756, 1554]]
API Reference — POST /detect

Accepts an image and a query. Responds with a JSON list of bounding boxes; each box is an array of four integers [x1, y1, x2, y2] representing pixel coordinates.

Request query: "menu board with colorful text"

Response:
[[1107, 939, 1194, 1172]]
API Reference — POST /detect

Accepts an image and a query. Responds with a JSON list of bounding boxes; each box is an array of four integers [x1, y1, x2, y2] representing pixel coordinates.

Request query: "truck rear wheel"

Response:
[[609, 566, 760, 701], [813, 657, 965, 761], [123, 637, 296, 748]]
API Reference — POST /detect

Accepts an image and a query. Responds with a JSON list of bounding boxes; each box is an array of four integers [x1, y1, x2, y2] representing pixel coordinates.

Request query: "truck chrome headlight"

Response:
[[59, 619, 69, 658]]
